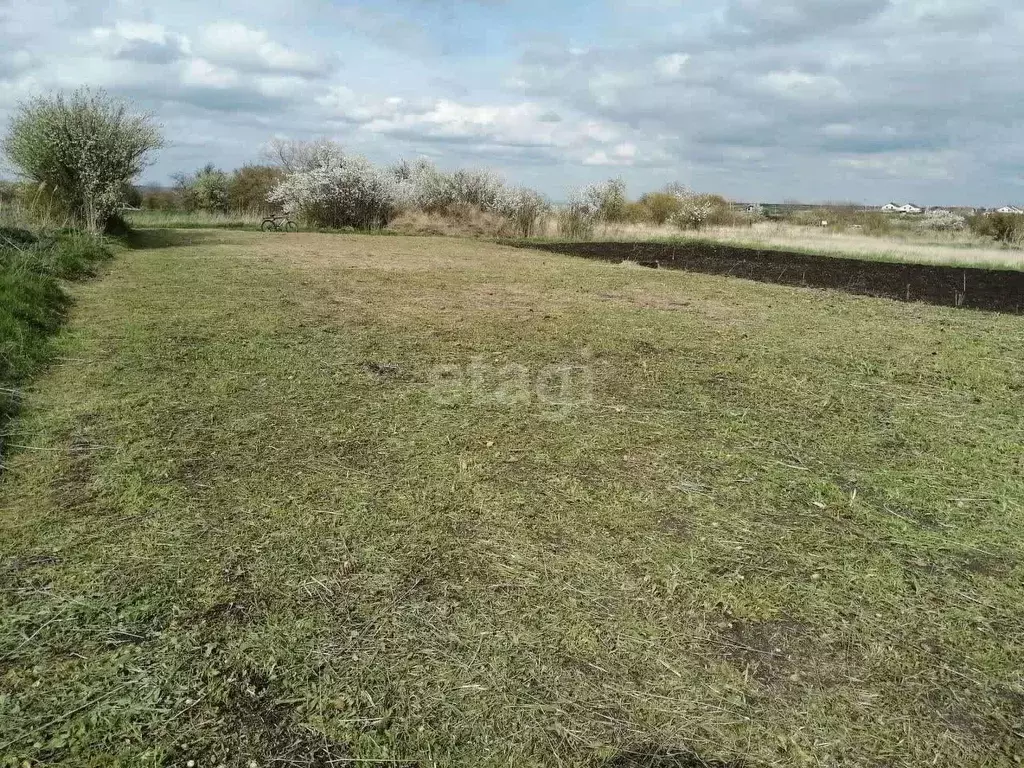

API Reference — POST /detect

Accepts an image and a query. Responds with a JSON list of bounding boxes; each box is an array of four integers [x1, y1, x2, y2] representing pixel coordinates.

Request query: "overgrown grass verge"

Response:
[[0, 226, 111, 441], [124, 209, 264, 230]]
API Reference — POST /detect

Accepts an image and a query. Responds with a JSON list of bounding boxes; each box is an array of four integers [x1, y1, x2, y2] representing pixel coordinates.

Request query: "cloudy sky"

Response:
[[1, 0, 1022, 204]]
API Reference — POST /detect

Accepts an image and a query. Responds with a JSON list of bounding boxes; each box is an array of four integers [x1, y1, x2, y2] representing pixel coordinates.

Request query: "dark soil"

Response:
[[521, 241, 1024, 313]]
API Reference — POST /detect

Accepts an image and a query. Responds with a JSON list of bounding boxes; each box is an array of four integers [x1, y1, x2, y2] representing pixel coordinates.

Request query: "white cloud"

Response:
[[655, 53, 690, 78], [832, 150, 957, 180], [583, 142, 639, 166], [87, 21, 191, 63], [756, 70, 846, 101], [197, 22, 328, 77], [319, 89, 628, 155], [588, 72, 631, 108], [2, 0, 1023, 202], [181, 58, 240, 89]]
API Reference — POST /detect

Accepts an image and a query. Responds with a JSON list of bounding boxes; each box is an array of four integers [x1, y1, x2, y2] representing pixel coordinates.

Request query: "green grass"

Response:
[[1, 229, 1022, 766], [0, 227, 111, 429], [124, 209, 266, 230]]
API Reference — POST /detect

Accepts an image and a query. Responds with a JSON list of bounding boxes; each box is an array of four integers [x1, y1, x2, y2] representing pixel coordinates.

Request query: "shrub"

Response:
[[1, 88, 162, 232], [636, 191, 683, 225], [557, 189, 598, 240], [392, 160, 547, 237], [140, 187, 179, 211], [585, 178, 629, 223], [859, 212, 894, 235], [268, 155, 403, 230], [918, 210, 966, 232], [969, 213, 1024, 244], [173, 164, 230, 213], [121, 184, 142, 209], [229, 165, 284, 214], [403, 161, 506, 216], [447, 169, 505, 212], [497, 187, 550, 238], [668, 186, 714, 231]]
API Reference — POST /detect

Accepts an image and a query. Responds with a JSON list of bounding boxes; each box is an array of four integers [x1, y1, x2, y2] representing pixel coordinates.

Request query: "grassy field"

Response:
[[125, 209, 266, 230], [1, 229, 1022, 766], [125, 208, 1024, 270]]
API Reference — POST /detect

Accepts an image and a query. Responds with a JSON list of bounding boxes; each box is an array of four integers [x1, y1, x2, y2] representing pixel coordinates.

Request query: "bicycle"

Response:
[[260, 215, 298, 232]]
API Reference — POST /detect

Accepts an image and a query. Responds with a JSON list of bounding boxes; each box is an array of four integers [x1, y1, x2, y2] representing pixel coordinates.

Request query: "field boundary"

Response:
[[516, 240, 1024, 313]]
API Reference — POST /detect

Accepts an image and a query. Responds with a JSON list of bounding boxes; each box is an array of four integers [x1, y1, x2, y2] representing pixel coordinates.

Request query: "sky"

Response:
[[1, 0, 1023, 205]]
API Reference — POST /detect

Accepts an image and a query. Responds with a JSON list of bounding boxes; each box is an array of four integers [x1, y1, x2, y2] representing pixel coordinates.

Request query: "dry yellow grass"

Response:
[[584, 221, 1024, 269]]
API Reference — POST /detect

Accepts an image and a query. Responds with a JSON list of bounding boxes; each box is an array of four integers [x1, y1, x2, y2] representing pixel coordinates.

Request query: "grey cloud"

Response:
[[112, 38, 186, 64], [0, 51, 35, 78], [723, 0, 892, 40], [173, 85, 299, 113], [332, 6, 440, 56], [512, 1, 1024, 202]]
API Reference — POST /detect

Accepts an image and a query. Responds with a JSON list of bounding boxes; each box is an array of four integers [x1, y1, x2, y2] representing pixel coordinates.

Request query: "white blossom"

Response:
[[270, 153, 549, 235], [267, 155, 405, 230], [919, 209, 967, 232], [668, 186, 714, 230], [2, 88, 162, 233], [557, 188, 599, 239]]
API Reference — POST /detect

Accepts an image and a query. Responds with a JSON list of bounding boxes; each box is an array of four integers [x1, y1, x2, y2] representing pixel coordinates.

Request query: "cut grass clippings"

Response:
[[0, 229, 1022, 767]]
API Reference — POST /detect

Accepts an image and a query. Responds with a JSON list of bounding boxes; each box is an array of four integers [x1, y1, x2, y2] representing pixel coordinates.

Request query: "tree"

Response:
[[585, 178, 629, 223], [636, 191, 683, 225], [173, 164, 230, 213], [1, 88, 162, 232], [262, 137, 345, 174], [667, 185, 714, 230], [229, 165, 284, 214]]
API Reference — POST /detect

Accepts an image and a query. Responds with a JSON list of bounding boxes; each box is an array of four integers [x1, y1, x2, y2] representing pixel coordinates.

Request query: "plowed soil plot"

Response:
[[525, 240, 1024, 312], [1, 230, 1022, 767]]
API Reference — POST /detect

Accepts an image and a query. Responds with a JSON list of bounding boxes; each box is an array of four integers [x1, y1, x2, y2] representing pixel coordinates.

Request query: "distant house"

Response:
[[995, 205, 1024, 214], [880, 202, 923, 214]]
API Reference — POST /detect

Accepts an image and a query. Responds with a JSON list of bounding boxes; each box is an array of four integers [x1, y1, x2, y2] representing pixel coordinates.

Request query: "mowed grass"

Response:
[[1, 229, 1022, 767]]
